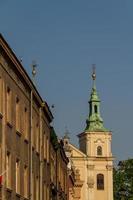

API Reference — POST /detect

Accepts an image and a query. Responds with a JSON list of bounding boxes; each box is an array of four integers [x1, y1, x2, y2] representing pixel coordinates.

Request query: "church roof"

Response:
[[69, 143, 87, 158]]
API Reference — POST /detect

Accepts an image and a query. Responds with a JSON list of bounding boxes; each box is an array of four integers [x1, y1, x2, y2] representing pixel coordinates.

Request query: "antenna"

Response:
[[31, 60, 37, 84]]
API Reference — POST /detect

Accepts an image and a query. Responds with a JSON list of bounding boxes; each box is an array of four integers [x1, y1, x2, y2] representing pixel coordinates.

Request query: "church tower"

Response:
[[78, 67, 114, 200]]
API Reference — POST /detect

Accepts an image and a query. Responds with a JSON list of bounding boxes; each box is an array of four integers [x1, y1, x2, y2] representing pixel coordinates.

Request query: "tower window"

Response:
[[97, 146, 102, 156], [94, 105, 98, 113], [97, 174, 104, 190]]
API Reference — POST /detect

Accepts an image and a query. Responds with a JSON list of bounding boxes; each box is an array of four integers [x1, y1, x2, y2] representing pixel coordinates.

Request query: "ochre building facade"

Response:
[[0, 34, 81, 200], [0, 34, 53, 200], [50, 127, 68, 200]]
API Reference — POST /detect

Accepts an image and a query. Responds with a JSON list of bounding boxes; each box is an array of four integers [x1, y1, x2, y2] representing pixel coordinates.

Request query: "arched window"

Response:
[[97, 174, 104, 190], [94, 105, 98, 113], [97, 146, 102, 156]]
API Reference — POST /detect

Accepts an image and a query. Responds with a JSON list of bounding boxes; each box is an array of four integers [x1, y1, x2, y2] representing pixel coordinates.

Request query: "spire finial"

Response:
[[64, 126, 70, 139], [92, 64, 96, 81]]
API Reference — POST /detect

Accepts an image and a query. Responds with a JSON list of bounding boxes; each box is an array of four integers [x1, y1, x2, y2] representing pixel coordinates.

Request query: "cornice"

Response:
[[78, 131, 112, 138], [0, 34, 53, 122]]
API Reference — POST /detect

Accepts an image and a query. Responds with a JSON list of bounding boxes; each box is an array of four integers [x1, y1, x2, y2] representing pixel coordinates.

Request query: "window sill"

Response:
[[24, 197, 28, 200], [97, 188, 104, 190], [6, 187, 12, 193], [0, 112, 3, 119], [44, 157, 47, 161], [47, 161, 50, 166], [24, 138, 29, 144], [36, 151, 40, 156], [16, 130, 22, 137], [7, 121, 13, 128], [16, 192, 21, 197]]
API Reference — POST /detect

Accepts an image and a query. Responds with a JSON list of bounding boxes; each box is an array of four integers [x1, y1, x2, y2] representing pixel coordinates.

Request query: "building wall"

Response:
[[69, 145, 87, 200], [85, 131, 113, 200], [69, 136, 113, 200], [50, 128, 58, 200], [50, 129, 69, 200], [56, 141, 68, 200], [0, 35, 53, 200]]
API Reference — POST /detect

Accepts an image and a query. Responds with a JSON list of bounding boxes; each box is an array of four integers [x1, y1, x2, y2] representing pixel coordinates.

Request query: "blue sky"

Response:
[[0, 0, 133, 161]]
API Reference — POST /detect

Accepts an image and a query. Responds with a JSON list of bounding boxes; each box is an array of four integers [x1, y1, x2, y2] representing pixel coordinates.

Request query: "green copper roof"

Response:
[[85, 69, 108, 132], [90, 84, 100, 102]]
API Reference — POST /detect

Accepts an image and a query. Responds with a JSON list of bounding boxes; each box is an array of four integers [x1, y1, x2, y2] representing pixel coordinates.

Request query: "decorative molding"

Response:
[[6, 187, 13, 193], [74, 182, 84, 187], [16, 130, 22, 137], [0, 112, 3, 119], [87, 177, 94, 188], [87, 164, 95, 170], [24, 138, 29, 144], [7, 121, 13, 129], [106, 165, 113, 170], [94, 138, 104, 143]]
